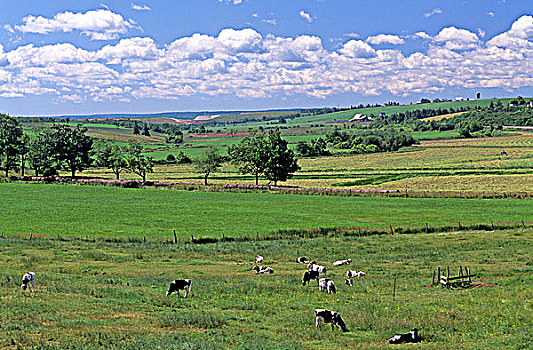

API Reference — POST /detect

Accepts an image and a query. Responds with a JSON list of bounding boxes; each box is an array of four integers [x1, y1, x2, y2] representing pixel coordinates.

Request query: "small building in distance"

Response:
[[349, 114, 373, 122]]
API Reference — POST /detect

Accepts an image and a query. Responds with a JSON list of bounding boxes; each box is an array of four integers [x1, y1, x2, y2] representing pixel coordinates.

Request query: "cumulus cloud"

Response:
[[338, 40, 376, 58], [488, 15, 533, 49], [14, 9, 136, 40], [434, 27, 480, 50], [366, 34, 405, 45], [0, 17, 532, 104], [299, 11, 313, 23], [131, 3, 151, 11]]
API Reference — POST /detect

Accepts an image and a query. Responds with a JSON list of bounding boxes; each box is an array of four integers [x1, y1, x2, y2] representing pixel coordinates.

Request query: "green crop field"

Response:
[[1, 228, 531, 349], [0, 183, 531, 240]]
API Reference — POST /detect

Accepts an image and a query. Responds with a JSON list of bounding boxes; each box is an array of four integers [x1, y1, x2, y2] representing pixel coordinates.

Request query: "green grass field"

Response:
[[0, 183, 531, 240], [1, 228, 531, 349]]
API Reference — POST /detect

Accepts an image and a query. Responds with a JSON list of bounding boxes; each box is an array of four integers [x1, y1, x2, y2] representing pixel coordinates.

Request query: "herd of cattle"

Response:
[[18, 254, 421, 344]]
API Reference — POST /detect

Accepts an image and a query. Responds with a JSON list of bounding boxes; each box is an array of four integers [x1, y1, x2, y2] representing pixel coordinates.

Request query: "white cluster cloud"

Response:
[[299, 11, 313, 23], [14, 9, 136, 40], [1, 15, 532, 104], [131, 3, 151, 11], [366, 34, 405, 45]]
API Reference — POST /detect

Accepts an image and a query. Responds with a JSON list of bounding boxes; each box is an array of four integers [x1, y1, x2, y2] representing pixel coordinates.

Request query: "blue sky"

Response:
[[0, 0, 532, 116]]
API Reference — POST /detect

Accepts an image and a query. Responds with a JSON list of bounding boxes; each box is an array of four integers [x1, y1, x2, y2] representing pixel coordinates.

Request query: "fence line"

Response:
[[1, 221, 530, 246], [11, 176, 533, 199]]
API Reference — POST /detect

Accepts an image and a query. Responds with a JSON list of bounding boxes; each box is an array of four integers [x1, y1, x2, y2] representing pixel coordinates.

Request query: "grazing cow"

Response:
[[307, 261, 327, 278], [256, 255, 264, 263], [252, 265, 274, 274], [346, 270, 366, 278], [315, 309, 349, 332], [166, 279, 192, 298], [389, 328, 422, 344], [345, 279, 353, 287], [318, 278, 336, 294], [333, 259, 352, 266], [302, 270, 320, 286], [297, 256, 309, 264], [21, 272, 36, 292]]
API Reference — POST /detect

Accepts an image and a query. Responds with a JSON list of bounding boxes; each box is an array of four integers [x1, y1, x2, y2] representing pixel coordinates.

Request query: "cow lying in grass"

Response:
[[307, 261, 327, 278], [252, 265, 274, 274], [346, 270, 366, 278], [389, 328, 421, 344], [297, 256, 309, 264], [333, 259, 352, 266], [21, 272, 36, 292], [318, 278, 336, 294], [315, 309, 349, 332], [302, 270, 320, 286], [166, 279, 192, 298], [345, 279, 353, 287], [255, 255, 264, 263]]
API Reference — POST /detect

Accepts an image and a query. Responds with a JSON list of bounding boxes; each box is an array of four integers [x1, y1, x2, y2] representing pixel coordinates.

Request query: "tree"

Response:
[[49, 124, 93, 178], [26, 131, 58, 176], [94, 140, 128, 180], [263, 129, 300, 186], [195, 146, 224, 185], [228, 132, 269, 185], [142, 123, 151, 136], [0, 114, 24, 177], [133, 121, 140, 135], [125, 140, 153, 182]]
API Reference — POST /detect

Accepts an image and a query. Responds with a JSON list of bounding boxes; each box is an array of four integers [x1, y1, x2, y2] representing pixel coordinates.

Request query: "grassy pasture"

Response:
[[1, 228, 531, 349], [0, 183, 531, 240]]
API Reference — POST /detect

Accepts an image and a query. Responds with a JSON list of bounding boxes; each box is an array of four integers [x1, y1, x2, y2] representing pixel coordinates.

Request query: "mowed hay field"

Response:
[[1, 229, 531, 349], [0, 183, 532, 239]]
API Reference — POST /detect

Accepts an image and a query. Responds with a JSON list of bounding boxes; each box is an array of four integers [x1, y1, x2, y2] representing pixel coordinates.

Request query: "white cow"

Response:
[[333, 259, 352, 266], [318, 278, 336, 294]]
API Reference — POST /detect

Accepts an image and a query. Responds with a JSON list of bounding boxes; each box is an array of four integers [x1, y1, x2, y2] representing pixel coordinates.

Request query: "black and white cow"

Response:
[[389, 328, 422, 344], [21, 272, 36, 292], [166, 279, 192, 298], [252, 265, 274, 274], [346, 270, 366, 278], [255, 255, 264, 263], [318, 278, 336, 294], [315, 309, 349, 332], [333, 259, 352, 266], [302, 270, 320, 286], [297, 256, 309, 264], [345, 279, 353, 287], [307, 261, 327, 278]]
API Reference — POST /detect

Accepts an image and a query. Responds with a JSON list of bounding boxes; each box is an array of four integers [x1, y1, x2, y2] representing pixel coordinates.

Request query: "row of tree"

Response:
[[0, 115, 156, 180]]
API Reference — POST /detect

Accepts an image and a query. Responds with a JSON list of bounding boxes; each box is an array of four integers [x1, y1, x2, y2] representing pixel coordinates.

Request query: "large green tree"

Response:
[[228, 132, 270, 185], [26, 131, 58, 176], [264, 129, 300, 186], [94, 140, 128, 180], [49, 124, 93, 178], [195, 146, 224, 185], [0, 114, 24, 177], [125, 140, 153, 182]]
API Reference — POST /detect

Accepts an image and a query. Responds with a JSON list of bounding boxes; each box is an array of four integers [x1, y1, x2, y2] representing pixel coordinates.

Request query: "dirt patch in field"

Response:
[[187, 132, 252, 138]]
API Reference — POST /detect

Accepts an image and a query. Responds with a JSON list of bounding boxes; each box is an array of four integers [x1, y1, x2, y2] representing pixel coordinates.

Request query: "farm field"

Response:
[[76, 132, 533, 193], [1, 228, 531, 349], [0, 183, 531, 240]]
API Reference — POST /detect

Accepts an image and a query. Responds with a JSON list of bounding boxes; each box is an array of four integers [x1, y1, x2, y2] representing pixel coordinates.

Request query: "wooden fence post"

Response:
[[389, 225, 394, 234], [458, 222, 462, 230], [191, 235, 194, 244], [491, 221, 494, 230], [358, 227, 361, 237], [173, 230, 177, 244], [29, 232, 32, 240], [432, 270, 435, 285], [425, 223, 429, 233], [522, 220, 526, 228]]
